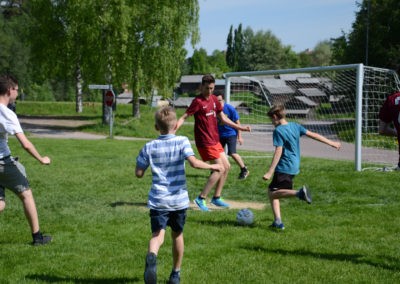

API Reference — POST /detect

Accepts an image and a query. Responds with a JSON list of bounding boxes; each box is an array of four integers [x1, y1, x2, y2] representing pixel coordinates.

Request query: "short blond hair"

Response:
[[155, 106, 177, 133]]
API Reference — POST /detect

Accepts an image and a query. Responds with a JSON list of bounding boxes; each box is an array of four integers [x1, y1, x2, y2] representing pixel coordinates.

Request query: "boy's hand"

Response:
[[241, 125, 251, 132], [262, 171, 273, 180], [332, 142, 341, 150], [210, 164, 223, 172], [41, 156, 51, 165]]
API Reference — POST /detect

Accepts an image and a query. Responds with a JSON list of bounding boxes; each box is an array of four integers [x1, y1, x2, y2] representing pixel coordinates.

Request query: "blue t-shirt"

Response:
[[136, 134, 194, 211], [218, 103, 239, 138], [273, 122, 307, 175]]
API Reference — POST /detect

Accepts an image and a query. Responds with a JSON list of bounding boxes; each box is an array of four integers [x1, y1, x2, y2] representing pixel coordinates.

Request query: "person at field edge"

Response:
[[263, 105, 341, 230], [175, 74, 251, 211], [0, 74, 52, 245], [216, 93, 249, 180], [378, 91, 400, 170], [135, 106, 223, 284]]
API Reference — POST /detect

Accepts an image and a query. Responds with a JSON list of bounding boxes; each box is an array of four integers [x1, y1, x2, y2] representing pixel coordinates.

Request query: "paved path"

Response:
[[19, 117, 397, 166]]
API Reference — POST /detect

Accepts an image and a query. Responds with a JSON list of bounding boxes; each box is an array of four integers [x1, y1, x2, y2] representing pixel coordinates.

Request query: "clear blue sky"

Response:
[[185, 0, 359, 56]]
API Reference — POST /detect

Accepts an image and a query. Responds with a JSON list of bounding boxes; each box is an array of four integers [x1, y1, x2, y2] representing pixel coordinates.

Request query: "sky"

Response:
[[185, 0, 359, 56]]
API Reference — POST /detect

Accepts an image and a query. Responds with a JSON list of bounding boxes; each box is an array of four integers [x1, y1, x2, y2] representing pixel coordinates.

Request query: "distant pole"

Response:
[[365, 0, 370, 65]]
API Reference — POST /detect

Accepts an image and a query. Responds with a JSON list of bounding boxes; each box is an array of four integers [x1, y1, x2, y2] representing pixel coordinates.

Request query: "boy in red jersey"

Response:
[[378, 91, 400, 169], [176, 74, 251, 211]]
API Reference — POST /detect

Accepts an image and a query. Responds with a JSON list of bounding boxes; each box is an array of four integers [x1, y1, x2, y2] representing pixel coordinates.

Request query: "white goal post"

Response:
[[223, 64, 400, 171]]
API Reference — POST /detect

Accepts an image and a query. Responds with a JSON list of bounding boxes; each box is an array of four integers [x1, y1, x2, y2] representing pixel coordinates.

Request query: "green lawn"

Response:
[[0, 136, 399, 283]]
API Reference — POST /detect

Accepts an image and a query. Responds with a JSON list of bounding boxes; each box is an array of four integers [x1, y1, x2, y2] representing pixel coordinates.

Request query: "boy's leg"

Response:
[[231, 153, 245, 169], [145, 212, 167, 284], [0, 188, 5, 212], [171, 230, 184, 271], [199, 167, 222, 198], [18, 189, 39, 234], [0, 199, 5, 212], [212, 152, 230, 198], [269, 194, 281, 222], [148, 229, 166, 255]]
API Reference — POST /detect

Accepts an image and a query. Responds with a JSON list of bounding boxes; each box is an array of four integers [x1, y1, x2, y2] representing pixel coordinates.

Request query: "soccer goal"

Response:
[[223, 64, 400, 171]]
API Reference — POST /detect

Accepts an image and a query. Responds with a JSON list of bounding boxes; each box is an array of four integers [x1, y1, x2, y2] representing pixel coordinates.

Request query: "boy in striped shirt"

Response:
[[136, 106, 222, 284]]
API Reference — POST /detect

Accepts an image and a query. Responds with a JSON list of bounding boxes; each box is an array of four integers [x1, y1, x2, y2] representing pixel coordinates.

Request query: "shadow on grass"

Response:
[[110, 201, 147, 208], [242, 245, 400, 271], [192, 218, 258, 228], [26, 274, 140, 283]]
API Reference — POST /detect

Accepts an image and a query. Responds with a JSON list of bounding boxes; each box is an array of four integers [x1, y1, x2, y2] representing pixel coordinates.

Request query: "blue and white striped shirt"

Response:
[[136, 134, 194, 210]]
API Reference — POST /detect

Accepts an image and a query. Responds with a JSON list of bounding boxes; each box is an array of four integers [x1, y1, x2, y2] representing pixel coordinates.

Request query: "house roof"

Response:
[[294, 96, 318, 107], [279, 73, 311, 81], [298, 88, 327, 97], [297, 77, 320, 84], [261, 78, 294, 95]]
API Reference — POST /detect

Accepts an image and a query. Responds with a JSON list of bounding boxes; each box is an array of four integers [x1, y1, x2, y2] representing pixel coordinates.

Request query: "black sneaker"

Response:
[[32, 234, 52, 246], [238, 168, 249, 180], [168, 270, 180, 284], [144, 252, 157, 284], [298, 185, 312, 204]]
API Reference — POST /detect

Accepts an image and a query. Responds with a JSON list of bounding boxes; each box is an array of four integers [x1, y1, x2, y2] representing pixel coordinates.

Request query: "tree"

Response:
[[310, 40, 332, 66], [0, 0, 31, 87], [191, 48, 209, 74], [226, 25, 234, 68], [241, 28, 297, 71], [233, 23, 245, 71], [28, 0, 200, 117], [332, 0, 400, 70], [208, 49, 229, 77]]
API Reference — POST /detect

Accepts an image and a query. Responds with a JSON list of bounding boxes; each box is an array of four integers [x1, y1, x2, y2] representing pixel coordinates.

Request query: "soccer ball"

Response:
[[236, 208, 254, 226]]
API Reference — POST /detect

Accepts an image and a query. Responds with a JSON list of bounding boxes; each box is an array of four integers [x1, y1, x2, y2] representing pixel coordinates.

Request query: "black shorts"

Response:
[[219, 136, 237, 155], [150, 209, 187, 233], [268, 172, 295, 191]]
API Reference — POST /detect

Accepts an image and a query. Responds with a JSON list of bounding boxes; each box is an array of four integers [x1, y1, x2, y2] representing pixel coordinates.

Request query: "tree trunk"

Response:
[[75, 65, 83, 113]]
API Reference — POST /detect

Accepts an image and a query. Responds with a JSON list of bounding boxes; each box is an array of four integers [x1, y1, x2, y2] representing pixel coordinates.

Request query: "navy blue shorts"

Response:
[[219, 135, 237, 155], [150, 209, 187, 233], [269, 172, 295, 191]]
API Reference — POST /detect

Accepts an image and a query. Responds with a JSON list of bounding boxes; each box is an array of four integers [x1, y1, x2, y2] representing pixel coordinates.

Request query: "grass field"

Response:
[[0, 135, 399, 283], [1, 101, 399, 282]]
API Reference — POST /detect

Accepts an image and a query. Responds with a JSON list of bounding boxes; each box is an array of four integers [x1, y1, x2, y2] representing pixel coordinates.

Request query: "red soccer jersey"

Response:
[[379, 92, 400, 145], [186, 94, 222, 147]]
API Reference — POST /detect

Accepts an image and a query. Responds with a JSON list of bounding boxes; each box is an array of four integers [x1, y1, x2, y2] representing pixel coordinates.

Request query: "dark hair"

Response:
[[267, 105, 286, 119], [0, 74, 18, 95], [202, 74, 215, 85]]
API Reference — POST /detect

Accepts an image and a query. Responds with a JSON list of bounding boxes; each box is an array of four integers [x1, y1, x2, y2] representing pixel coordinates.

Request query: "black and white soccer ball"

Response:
[[236, 208, 254, 226]]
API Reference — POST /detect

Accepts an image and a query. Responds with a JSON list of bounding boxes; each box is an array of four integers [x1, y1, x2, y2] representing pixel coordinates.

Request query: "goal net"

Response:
[[224, 64, 400, 171]]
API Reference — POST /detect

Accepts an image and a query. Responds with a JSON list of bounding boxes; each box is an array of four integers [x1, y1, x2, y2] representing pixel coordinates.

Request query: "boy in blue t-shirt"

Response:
[[136, 106, 222, 284], [216, 94, 249, 179], [263, 105, 341, 230]]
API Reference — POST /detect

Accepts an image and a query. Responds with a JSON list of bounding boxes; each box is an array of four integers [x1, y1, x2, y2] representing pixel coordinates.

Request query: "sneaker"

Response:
[[194, 197, 209, 211], [210, 197, 229, 208], [168, 270, 180, 284], [238, 168, 249, 180], [298, 185, 312, 204], [269, 221, 285, 230], [32, 234, 52, 246], [144, 252, 157, 284]]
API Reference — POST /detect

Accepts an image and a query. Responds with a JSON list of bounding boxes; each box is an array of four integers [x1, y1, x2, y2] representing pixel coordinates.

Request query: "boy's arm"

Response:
[[186, 156, 223, 172], [306, 130, 341, 150], [175, 113, 188, 132], [218, 112, 251, 132], [263, 146, 283, 180], [379, 120, 397, 136], [15, 132, 50, 165], [236, 119, 243, 145]]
